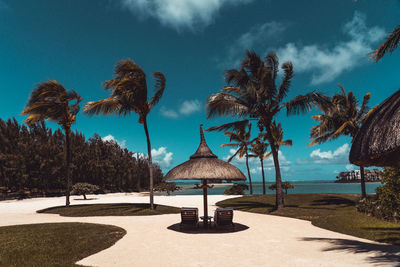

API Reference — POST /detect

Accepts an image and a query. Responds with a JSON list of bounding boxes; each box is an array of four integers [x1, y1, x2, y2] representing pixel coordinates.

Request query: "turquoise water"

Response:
[[170, 181, 383, 195]]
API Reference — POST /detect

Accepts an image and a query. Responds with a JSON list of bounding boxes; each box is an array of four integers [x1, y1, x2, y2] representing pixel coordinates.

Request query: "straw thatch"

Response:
[[350, 89, 400, 167], [164, 125, 246, 181]]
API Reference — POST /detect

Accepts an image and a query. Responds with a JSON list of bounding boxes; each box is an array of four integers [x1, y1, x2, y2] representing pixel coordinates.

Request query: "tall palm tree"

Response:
[[309, 84, 372, 198], [84, 59, 166, 210], [249, 136, 269, 195], [220, 123, 255, 195], [21, 80, 82, 206], [206, 50, 327, 209], [371, 24, 400, 62]]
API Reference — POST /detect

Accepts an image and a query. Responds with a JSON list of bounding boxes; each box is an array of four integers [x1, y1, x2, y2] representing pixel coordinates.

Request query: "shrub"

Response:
[[269, 181, 294, 194], [224, 183, 249, 195], [154, 182, 181, 195], [357, 167, 400, 222], [71, 183, 100, 200]]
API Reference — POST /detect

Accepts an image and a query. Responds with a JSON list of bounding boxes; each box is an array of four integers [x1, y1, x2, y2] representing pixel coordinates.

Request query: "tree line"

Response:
[[0, 118, 163, 199]]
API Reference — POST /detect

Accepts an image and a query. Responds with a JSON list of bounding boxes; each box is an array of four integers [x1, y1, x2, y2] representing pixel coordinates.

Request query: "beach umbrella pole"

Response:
[[203, 180, 208, 228]]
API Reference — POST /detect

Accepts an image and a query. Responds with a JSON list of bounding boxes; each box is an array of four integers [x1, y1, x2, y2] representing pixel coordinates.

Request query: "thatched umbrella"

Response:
[[350, 89, 400, 167], [164, 125, 246, 227]]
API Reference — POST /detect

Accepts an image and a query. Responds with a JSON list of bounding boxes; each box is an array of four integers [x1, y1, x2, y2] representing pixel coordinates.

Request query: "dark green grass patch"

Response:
[[0, 222, 125, 267], [217, 194, 400, 246], [37, 203, 180, 217]]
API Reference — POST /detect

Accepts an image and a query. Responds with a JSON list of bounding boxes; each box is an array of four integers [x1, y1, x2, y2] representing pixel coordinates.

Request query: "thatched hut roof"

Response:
[[164, 125, 246, 181], [350, 89, 400, 167]]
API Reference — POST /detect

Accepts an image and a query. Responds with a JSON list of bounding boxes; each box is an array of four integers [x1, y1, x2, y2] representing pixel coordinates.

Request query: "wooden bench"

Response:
[[214, 208, 234, 229], [180, 207, 199, 229]]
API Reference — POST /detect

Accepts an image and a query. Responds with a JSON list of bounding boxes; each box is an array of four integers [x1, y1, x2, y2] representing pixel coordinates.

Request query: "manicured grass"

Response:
[[0, 222, 125, 267], [37, 203, 181, 217], [217, 194, 400, 246]]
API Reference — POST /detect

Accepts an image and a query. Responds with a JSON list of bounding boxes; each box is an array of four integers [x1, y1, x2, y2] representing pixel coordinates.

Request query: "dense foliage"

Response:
[[71, 182, 100, 199], [0, 118, 163, 199], [154, 182, 181, 195], [224, 183, 249, 195], [357, 167, 400, 222], [269, 182, 294, 194]]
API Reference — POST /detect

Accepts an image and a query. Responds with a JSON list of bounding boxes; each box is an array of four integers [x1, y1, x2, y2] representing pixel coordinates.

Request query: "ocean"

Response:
[[168, 181, 383, 195]]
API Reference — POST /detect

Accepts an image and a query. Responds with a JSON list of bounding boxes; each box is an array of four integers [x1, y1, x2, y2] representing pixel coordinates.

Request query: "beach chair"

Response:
[[180, 207, 199, 229], [214, 208, 234, 229]]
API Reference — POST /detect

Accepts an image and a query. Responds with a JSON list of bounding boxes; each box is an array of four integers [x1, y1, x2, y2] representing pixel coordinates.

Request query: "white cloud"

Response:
[[277, 12, 385, 85], [309, 143, 350, 164], [160, 107, 179, 119], [151, 147, 174, 169], [160, 99, 202, 119], [121, 0, 253, 31], [102, 134, 127, 148], [346, 164, 356, 171], [225, 21, 287, 66], [179, 100, 201, 115]]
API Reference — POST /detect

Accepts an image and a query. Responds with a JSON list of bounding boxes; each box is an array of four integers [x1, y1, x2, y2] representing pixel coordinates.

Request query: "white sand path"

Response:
[[1, 193, 399, 266]]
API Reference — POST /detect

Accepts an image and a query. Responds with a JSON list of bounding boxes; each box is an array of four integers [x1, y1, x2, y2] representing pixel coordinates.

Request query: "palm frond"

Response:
[[149, 72, 166, 108], [277, 62, 293, 102], [205, 120, 249, 132], [371, 24, 400, 62], [285, 92, 331, 116], [206, 93, 250, 118], [83, 97, 121, 116]]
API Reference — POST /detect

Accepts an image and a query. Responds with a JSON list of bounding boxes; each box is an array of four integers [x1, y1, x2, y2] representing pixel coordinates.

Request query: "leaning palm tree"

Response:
[[220, 123, 255, 194], [249, 136, 269, 195], [206, 50, 328, 209], [309, 84, 372, 198], [84, 59, 166, 210], [371, 24, 400, 62], [21, 80, 82, 206]]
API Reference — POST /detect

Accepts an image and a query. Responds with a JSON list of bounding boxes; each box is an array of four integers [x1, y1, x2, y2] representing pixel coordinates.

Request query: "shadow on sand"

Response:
[[73, 198, 98, 201], [167, 222, 249, 234], [301, 237, 400, 264]]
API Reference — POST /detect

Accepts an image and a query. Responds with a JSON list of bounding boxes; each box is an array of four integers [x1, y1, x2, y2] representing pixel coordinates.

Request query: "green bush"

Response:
[[269, 181, 294, 194], [224, 183, 249, 195], [357, 167, 400, 222], [71, 183, 100, 200], [154, 182, 181, 195]]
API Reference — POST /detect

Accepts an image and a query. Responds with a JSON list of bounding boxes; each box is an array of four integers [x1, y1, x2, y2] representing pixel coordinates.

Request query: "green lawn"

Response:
[[37, 203, 180, 217], [217, 194, 400, 245], [0, 222, 125, 267]]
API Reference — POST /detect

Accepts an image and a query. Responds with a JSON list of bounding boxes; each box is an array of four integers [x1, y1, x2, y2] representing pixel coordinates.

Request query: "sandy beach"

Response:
[[1, 193, 399, 266]]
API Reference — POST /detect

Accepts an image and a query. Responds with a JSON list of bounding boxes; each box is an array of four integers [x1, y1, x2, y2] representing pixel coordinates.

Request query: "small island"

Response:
[[335, 169, 383, 183]]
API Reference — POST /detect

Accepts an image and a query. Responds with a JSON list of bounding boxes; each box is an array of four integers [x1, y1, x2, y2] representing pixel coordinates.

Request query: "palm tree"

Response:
[[220, 123, 255, 195], [84, 59, 166, 210], [249, 136, 269, 195], [371, 24, 400, 62], [309, 84, 372, 198], [206, 50, 327, 209], [21, 80, 82, 206]]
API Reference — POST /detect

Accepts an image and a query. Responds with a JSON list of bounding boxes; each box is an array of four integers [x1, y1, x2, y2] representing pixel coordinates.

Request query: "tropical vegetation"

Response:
[[217, 123, 254, 194], [224, 183, 249, 195], [71, 182, 100, 200], [206, 50, 328, 209], [0, 118, 163, 199], [84, 59, 166, 210], [371, 24, 400, 62], [269, 181, 294, 194], [357, 167, 400, 222], [21, 80, 82, 206], [309, 84, 372, 198]]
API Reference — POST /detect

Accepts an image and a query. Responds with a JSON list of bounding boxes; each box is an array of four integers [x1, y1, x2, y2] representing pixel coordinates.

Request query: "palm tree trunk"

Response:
[[360, 166, 366, 199], [64, 126, 71, 207], [143, 117, 154, 210], [269, 140, 284, 209], [245, 151, 253, 195], [260, 158, 266, 195]]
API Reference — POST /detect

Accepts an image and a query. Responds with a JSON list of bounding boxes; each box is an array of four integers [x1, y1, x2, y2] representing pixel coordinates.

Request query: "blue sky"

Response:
[[1, 0, 399, 181]]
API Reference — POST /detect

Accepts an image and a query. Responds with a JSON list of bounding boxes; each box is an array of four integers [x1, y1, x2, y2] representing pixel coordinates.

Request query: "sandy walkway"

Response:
[[1, 193, 399, 266]]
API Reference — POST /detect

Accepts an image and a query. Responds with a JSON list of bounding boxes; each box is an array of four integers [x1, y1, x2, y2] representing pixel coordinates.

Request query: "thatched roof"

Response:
[[350, 89, 400, 167], [164, 125, 246, 181]]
